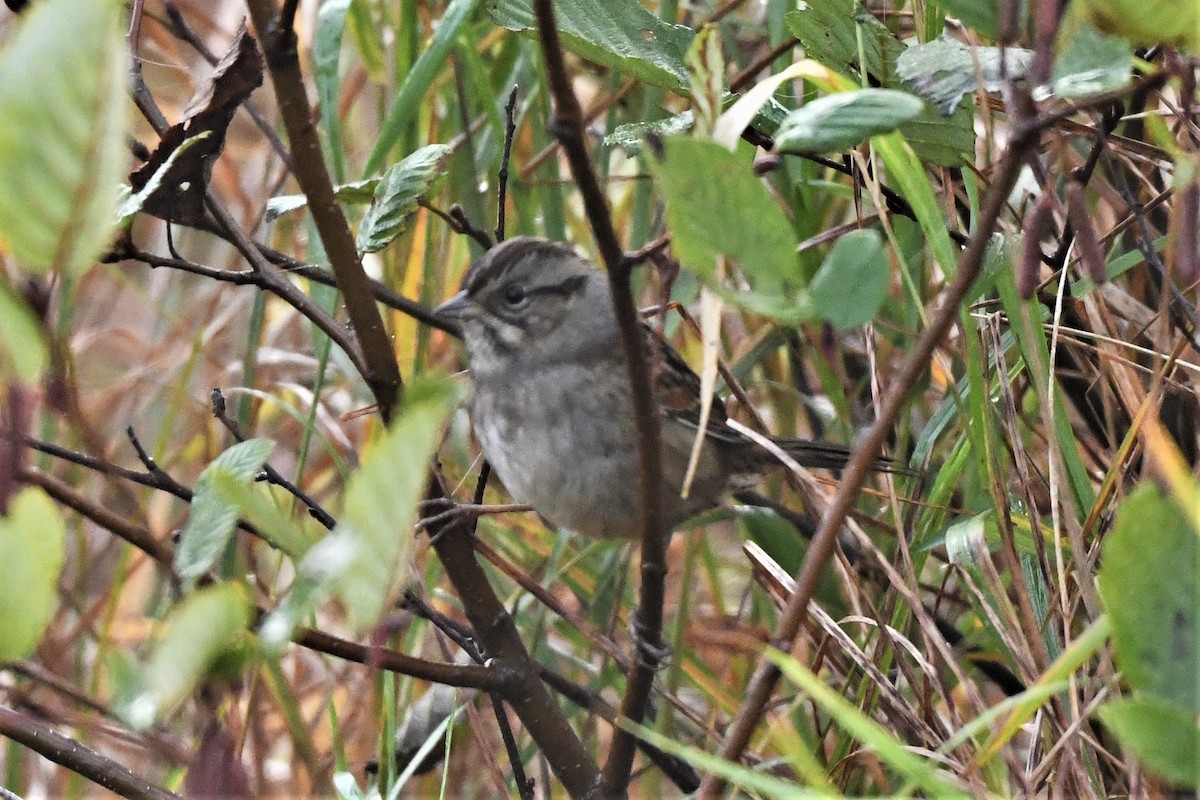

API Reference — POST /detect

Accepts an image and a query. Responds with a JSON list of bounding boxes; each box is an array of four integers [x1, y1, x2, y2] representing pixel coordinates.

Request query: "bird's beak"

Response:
[[433, 291, 476, 322]]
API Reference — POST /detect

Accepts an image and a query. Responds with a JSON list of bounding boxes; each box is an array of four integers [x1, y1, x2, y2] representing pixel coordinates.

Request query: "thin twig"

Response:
[[496, 85, 519, 243], [402, 591, 535, 800], [419, 467, 599, 794], [209, 389, 337, 530], [294, 627, 508, 691], [0, 706, 180, 800]]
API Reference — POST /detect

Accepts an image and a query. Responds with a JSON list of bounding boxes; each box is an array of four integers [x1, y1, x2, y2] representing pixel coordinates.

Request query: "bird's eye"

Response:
[[502, 284, 527, 306]]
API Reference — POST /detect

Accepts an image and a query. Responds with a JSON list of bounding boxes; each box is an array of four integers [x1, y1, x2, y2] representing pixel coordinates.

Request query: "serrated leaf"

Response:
[[773, 89, 924, 155], [486, 0, 694, 91], [121, 584, 253, 729], [896, 37, 1033, 115], [783, 7, 977, 165], [809, 229, 889, 330], [1098, 485, 1200, 711], [0, 0, 129, 275], [357, 145, 453, 253], [784, 1, 905, 80], [175, 439, 277, 586], [287, 376, 459, 634], [0, 488, 65, 660], [1097, 698, 1200, 788], [0, 281, 46, 381], [604, 112, 695, 156]]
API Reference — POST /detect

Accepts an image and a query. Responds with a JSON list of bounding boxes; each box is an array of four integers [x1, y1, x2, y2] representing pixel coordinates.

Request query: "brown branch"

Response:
[[201, 193, 379, 383], [245, 0, 401, 423], [420, 475, 602, 797], [531, 2, 668, 795], [18, 467, 175, 569], [0, 705, 180, 800], [115, 241, 459, 338], [496, 85, 519, 242], [697, 91, 1044, 795], [293, 627, 510, 691]]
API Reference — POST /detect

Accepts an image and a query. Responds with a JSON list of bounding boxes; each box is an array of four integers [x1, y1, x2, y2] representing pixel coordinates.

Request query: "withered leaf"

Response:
[[129, 21, 263, 225]]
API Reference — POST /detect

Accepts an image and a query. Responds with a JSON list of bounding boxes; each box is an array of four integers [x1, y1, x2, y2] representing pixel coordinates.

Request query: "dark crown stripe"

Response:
[[463, 237, 578, 295]]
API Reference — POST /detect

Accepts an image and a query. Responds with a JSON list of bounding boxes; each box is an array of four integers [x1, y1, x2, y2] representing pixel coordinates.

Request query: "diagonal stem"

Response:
[[244, 0, 401, 423], [697, 104, 1042, 795]]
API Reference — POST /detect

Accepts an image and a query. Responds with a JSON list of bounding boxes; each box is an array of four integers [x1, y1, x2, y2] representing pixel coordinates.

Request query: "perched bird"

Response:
[[435, 236, 877, 540]]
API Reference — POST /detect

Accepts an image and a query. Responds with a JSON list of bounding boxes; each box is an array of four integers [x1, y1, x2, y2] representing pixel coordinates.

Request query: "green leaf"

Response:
[[289, 376, 459, 633], [809, 229, 889, 330], [266, 178, 379, 222], [209, 473, 319, 560], [1051, 15, 1133, 98], [486, 0, 694, 92], [869, 131, 959, 275], [0, 0, 129, 275], [896, 101, 977, 167], [0, 281, 47, 381], [783, 1, 905, 81], [1098, 485, 1200, 711], [975, 616, 1112, 765], [934, 508, 1068, 561], [649, 137, 811, 323], [1076, 0, 1200, 50], [933, 0, 1007, 39], [783, 7, 977, 165], [773, 89, 924, 155], [604, 112, 695, 156], [345, 0, 386, 83], [121, 584, 253, 729], [362, 0, 479, 176], [737, 507, 805, 575], [895, 37, 1033, 115], [356, 144, 453, 252], [0, 488, 65, 660], [614, 716, 840, 797], [1097, 698, 1200, 788], [175, 439, 277, 587]]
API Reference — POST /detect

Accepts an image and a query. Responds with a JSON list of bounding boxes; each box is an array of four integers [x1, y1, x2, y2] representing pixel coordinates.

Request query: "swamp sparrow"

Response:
[[436, 236, 877, 540]]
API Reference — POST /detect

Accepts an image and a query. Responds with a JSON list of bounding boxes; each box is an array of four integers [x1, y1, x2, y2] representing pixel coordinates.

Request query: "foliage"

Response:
[[0, 0, 1198, 797]]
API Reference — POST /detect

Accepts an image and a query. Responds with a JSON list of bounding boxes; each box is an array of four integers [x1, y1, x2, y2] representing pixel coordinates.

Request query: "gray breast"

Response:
[[471, 361, 642, 538]]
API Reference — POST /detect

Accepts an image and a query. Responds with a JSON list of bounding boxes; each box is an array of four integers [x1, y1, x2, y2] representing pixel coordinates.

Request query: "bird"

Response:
[[435, 236, 882, 540]]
